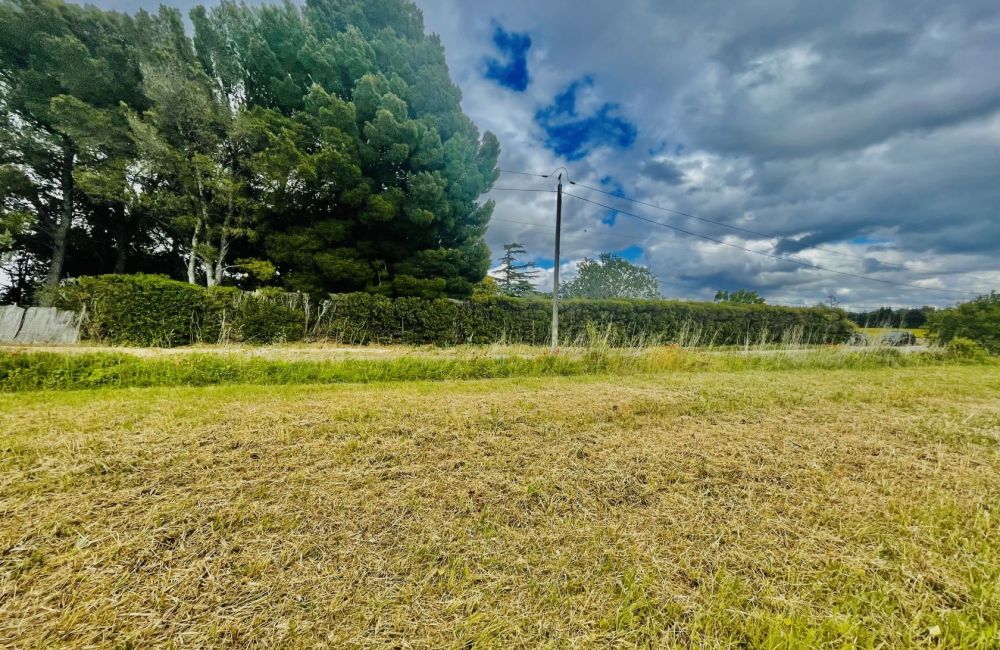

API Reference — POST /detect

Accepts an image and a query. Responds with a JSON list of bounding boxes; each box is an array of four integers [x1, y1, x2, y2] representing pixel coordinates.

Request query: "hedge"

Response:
[[51, 275, 854, 347], [51, 275, 309, 346]]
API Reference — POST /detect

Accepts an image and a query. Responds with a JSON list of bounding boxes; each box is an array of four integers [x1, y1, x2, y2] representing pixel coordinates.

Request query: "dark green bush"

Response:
[[52, 275, 204, 346], [55, 276, 854, 347], [313, 293, 854, 346], [56, 275, 308, 347], [202, 288, 307, 344]]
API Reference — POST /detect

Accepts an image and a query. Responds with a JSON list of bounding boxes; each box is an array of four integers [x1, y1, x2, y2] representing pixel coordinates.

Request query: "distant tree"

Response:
[[715, 289, 765, 304], [847, 306, 935, 328], [561, 253, 660, 300], [927, 292, 999, 354], [492, 242, 538, 297]]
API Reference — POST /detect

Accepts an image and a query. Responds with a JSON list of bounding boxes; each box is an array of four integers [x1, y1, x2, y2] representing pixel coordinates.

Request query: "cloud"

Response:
[[640, 159, 686, 185], [534, 78, 638, 160], [483, 23, 532, 92]]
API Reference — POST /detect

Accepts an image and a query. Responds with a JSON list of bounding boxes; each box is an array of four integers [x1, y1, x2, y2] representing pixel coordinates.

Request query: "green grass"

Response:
[[1, 345, 991, 391], [1, 365, 998, 647]]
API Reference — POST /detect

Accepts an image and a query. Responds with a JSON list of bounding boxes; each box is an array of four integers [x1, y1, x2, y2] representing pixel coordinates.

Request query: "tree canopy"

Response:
[[714, 289, 766, 305], [927, 292, 999, 354], [560, 253, 660, 300], [492, 241, 538, 297], [0, 0, 499, 302]]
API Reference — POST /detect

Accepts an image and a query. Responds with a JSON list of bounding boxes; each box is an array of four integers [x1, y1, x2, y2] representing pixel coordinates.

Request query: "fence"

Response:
[[0, 305, 82, 345]]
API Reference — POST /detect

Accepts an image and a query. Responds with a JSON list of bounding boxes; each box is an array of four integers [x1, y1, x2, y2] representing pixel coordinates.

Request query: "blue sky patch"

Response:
[[534, 256, 555, 270], [483, 23, 532, 92], [599, 177, 626, 226], [535, 78, 638, 160], [613, 245, 644, 262]]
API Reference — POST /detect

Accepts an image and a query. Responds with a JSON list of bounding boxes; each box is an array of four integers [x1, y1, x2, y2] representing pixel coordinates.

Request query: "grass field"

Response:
[[2, 357, 999, 647]]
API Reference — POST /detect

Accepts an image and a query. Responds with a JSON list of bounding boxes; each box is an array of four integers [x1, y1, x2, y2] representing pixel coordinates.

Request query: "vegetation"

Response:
[[0, 0, 498, 301], [492, 241, 539, 297], [49, 274, 855, 347], [2, 364, 998, 646], [560, 253, 660, 300], [2, 342, 992, 392], [714, 289, 766, 304], [927, 292, 1000, 354], [848, 305, 935, 328]]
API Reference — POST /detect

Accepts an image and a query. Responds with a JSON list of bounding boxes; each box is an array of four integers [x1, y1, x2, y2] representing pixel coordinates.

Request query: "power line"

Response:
[[568, 180, 948, 274], [500, 169, 991, 281], [492, 187, 557, 193], [498, 169, 549, 179], [563, 191, 981, 297]]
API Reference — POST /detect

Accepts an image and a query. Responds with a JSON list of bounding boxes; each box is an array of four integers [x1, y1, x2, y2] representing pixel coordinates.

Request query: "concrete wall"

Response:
[[0, 305, 81, 345]]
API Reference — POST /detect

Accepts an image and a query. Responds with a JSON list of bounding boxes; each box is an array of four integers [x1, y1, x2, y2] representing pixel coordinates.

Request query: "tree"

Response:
[[492, 242, 538, 297], [0, 0, 147, 297], [0, 0, 499, 298], [927, 292, 1000, 354], [561, 253, 660, 300], [714, 289, 766, 304]]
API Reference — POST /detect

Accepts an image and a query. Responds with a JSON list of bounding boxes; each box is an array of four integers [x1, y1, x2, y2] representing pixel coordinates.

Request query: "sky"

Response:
[[83, 0, 1000, 309]]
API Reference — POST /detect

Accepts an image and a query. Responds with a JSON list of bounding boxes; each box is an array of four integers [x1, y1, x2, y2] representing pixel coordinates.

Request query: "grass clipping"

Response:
[[2, 365, 999, 647]]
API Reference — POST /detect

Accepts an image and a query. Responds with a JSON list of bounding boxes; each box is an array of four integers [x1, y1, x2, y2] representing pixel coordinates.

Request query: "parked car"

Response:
[[847, 332, 872, 346], [881, 331, 917, 346]]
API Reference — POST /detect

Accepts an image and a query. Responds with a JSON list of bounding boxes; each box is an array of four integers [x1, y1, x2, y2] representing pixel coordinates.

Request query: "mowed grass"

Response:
[[2, 365, 999, 647]]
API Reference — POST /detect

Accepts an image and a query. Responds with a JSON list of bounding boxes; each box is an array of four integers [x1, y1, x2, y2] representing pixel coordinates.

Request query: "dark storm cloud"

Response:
[[483, 23, 532, 92]]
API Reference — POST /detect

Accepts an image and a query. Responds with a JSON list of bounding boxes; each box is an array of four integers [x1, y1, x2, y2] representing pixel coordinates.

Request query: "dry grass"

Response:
[[2, 366, 999, 647]]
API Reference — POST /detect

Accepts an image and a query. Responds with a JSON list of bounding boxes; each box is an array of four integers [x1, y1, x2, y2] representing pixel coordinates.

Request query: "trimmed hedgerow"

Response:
[[313, 294, 853, 346], [53, 275, 854, 347], [52, 275, 204, 347]]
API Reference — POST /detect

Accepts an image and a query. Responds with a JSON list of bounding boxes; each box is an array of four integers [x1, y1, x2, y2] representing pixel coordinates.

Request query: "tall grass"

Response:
[[1, 342, 990, 392]]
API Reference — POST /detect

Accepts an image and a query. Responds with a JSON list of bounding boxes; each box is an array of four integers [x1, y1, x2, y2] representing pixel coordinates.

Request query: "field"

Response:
[[858, 327, 929, 341], [2, 349, 999, 648]]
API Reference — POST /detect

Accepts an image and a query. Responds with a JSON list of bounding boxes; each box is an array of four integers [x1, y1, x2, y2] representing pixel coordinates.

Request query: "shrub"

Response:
[[927, 293, 1000, 355], [312, 293, 854, 346], [945, 337, 989, 360], [52, 274, 204, 346], [54, 276, 855, 348], [202, 288, 307, 344], [56, 275, 308, 347]]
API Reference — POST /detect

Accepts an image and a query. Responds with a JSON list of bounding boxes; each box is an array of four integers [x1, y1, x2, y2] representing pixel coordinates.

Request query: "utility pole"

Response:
[[551, 174, 563, 351]]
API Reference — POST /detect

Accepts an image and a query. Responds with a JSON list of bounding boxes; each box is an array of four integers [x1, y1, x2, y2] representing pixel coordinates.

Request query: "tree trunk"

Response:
[[113, 204, 129, 274], [213, 194, 234, 287], [203, 259, 217, 287], [187, 216, 202, 285], [189, 171, 210, 285], [42, 137, 75, 297]]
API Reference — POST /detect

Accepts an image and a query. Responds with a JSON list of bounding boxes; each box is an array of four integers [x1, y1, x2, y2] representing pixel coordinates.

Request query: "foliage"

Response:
[[561, 253, 660, 300], [715, 289, 765, 305], [1, 344, 990, 392], [53, 275, 855, 348], [0, 0, 498, 299], [848, 305, 935, 328], [945, 337, 989, 360], [313, 293, 853, 346], [927, 293, 1000, 354], [52, 274, 306, 346], [492, 242, 538, 297]]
